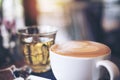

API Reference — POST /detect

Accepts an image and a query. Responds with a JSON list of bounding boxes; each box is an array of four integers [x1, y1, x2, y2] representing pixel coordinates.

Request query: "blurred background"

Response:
[[0, 0, 120, 68]]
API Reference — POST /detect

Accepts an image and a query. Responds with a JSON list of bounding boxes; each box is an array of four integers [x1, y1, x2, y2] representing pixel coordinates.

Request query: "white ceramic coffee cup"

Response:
[[50, 43, 120, 80]]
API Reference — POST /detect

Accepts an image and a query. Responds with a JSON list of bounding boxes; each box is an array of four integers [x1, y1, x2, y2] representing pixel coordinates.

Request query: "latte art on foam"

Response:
[[72, 45, 99, 52], [57, 42, 99, 53], [51, 41, 111, 57]]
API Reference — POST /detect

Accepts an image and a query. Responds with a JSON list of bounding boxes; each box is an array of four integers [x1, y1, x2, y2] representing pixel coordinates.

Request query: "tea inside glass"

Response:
[[18, 25, 57, 73]]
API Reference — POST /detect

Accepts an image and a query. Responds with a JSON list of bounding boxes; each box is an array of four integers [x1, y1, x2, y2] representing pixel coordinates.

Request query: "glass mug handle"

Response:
[[97, 60, 120, 80]]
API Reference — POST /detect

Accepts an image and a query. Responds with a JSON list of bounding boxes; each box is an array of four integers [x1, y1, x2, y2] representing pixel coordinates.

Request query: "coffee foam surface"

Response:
[[51, 41, 111, 57]]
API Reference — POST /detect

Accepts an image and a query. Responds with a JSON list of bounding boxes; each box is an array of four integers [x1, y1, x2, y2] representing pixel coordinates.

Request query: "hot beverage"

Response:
[[51, 41, 111, 57], [50, 41, 119, 80]]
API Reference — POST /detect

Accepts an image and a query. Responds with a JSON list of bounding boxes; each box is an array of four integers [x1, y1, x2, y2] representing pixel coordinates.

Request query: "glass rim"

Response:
[[17, 25, 57, 36]]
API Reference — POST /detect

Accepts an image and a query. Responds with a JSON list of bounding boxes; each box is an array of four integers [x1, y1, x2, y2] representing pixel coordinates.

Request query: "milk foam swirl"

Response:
[[51, 41, 111, 57]]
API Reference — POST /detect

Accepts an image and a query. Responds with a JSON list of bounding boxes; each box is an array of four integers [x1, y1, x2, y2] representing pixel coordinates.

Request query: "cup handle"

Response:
[[97, 60, 120, 80]]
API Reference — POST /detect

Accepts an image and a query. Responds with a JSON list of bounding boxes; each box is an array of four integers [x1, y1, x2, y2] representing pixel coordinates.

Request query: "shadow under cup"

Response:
[[18, 25, 57, 73]]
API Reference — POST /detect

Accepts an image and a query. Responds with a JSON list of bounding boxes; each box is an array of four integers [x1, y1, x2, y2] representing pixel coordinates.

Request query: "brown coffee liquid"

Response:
[[51, 41, 111, 57]]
